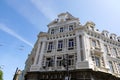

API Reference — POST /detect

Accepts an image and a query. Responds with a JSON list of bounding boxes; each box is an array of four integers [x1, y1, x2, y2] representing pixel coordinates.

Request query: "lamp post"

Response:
[[63, 54, 70, 80]]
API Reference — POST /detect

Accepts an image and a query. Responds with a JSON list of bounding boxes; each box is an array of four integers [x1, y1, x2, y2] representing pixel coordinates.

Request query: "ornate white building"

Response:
[[24, 12, 120, 80]]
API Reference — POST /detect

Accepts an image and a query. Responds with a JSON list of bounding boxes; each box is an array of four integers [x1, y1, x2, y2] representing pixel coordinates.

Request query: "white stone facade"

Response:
[[26, 12, 120, 78]]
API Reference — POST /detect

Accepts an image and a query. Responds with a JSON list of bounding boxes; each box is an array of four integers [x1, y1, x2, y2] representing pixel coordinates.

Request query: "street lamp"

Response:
[[63, 54, 70, 80]]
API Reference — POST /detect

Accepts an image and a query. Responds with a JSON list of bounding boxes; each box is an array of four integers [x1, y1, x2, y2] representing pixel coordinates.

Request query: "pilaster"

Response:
[[82, 33, 88, 61], [33, 41, 41, 65], [38, 41, 46, 68], [76, 35, 81, 63]]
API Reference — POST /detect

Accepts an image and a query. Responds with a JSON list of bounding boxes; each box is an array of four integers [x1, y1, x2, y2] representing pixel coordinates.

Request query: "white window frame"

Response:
[[68, 55, 74, 66], [48, 42, 53, 50], [69, 25, 73, 31], [109, 61, 114, 72], [51, 29, 54, 34], [57, 57, 62, 67], [58, 40, 63, 49], [68, 39, 74, 48], [60, 27, 64, 32]]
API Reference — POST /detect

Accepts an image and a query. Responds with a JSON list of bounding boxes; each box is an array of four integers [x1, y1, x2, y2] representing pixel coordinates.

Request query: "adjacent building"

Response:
[[24, 12, 120, 80]]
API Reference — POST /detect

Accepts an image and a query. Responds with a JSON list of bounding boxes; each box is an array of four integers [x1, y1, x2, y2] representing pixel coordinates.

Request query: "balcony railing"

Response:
[[91, 47, 103, 55]]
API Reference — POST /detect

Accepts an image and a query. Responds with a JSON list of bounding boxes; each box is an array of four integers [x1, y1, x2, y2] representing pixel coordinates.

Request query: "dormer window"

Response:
[[60, 27, 64, 32], [69, 25, 73, 31], [51, 29, 54, 34], [110, 36, 112, 39]]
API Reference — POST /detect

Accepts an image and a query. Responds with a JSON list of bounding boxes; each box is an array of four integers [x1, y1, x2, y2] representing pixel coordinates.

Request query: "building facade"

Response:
[[24, 12, 120, 80]]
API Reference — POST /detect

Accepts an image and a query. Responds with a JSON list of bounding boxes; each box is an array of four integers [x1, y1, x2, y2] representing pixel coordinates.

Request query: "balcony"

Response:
[[94, 66, 109, 73], [91, 47, 103, 56]]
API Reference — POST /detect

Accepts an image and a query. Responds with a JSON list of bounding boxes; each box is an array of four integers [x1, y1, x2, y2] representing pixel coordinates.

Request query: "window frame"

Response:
[[51, 29, 54, 34], [48, 42, 53, 51], [60, 27, 64, 32], [69, 25, 73, 31], [109, 61, 114, 72], [57, 56, 63, 67], [68, 39, 74, 49]]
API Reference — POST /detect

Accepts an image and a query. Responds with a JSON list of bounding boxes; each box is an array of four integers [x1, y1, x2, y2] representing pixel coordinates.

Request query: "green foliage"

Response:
[[0, 70, 3, 80]]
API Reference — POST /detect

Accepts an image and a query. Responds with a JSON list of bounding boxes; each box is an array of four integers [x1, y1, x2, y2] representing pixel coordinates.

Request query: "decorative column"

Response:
[[38, 41, 46, 68], [54, 55, 57, 70], [76, 35, 81, 63], [33, 41, 41, 65], [100, 41, 109, 69], [82, 33, 88, 61]]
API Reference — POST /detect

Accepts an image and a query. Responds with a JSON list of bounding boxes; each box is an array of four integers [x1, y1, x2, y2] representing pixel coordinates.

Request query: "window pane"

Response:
[[92, 40, 96, 47], [58, 40, 63, 49], [51, 29, 54, 34], [60, 27, 63, 32], [69, 25, 73, 31], [69, 39, 74, 48], [109, 61, 114, 72], [95, 57, 100, 67], [48, 42, 53, 50]]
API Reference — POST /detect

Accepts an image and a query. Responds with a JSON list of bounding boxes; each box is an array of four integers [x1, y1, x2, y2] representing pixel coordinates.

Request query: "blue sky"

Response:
[[0, 0, 120, 80]]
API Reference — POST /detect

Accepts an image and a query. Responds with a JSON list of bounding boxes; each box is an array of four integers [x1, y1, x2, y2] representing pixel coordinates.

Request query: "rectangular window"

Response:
[[79, 35, 82, 48], [118, 64, 120, 73], [58, 40, 63, 50], [57, 57, 62, 66], [112, 48, 117, 57], [68, 39, 74, 49], [69, 25, 73, 31], [46, 58, 53, 67], [92, 40, 96, 47], [104, 45, 109, 54], [48, 42, 53, 51], [51, 29, 54, 34], [95, 56, 100, 67], [68, 55, 74, 66], [60, 27, 64, 32], [109, 61, 114, 72], [91, 39, 100, 48]]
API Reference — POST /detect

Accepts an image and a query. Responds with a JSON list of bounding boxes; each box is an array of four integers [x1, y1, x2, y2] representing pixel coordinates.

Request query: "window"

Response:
[[57, 57, 62, 66], [58, 40, 63, 50], [92, 56, 100, 67], [48, 42, 53, 51], [95, 56, 100, 67], [118, 64, 120, 73], [112, 48, 117, 57], [79, 35, 82, 48], [109, 61, 114, 72], [91, 39, 100, 48], [51, 29, 54, 34], [104, 45, 109, 55], [46, 58, 53, 67], [81, 50, 84, 61], [69, 25, 73, 31], [92, 40, 96, 47], [60, 27, 63, 32], [68, 39, 74, 49], [68, 55, 74, 66]]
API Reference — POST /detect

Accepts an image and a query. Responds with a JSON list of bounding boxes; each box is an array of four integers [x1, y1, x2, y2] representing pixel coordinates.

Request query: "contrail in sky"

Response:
[[0, 23, 33, 47]]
